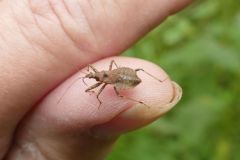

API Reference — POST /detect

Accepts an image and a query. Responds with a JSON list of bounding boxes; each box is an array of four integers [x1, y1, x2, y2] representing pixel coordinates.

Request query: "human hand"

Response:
[[0, 0, 191, 159]]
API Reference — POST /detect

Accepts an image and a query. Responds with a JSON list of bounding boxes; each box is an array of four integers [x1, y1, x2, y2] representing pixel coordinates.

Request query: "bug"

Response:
[[58, 60, 167, 108]]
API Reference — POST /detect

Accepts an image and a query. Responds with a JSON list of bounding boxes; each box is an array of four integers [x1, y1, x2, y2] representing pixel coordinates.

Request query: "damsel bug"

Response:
[[58, 60, 167, 108]]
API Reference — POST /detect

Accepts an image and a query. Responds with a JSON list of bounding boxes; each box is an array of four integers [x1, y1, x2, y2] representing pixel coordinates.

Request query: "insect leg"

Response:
[[109, 60, 119, 70], [96, 83, 107, 108], [113, 87, 150, 108], [87, 64, 99, 73], [135, 68, 168, 82], [85, 82, 102, 92]]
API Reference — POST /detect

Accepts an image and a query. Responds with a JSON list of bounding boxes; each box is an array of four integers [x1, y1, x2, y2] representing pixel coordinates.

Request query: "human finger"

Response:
[[6, 57, 182, 160]]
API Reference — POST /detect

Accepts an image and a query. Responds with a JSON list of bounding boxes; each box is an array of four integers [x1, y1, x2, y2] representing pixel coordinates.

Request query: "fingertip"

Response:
[[90, 80, 182, 138], [28, 56, 181, 138], [11, 56, 182, 159], [37, 56, 181, 135]]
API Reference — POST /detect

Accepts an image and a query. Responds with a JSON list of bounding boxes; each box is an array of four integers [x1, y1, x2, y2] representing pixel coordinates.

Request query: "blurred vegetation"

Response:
[[107, 0, 240, 160]]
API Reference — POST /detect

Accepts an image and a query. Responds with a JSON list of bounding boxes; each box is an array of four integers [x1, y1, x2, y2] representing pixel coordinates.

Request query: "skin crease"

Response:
[[0, 0, 191, 160]]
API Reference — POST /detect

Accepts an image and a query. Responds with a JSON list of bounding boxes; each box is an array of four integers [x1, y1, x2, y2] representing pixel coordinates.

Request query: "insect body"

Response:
[[87, 67, 141, 89], [83, 60, 165, 108], [58, 60, 166, 108]]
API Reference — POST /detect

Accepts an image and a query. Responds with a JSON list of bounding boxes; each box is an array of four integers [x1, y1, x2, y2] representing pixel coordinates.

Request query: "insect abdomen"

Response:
[[113, 67, 141, 89]]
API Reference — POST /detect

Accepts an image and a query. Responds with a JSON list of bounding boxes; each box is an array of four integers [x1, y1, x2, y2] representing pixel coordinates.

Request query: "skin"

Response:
[[0, 0, 191, 160]]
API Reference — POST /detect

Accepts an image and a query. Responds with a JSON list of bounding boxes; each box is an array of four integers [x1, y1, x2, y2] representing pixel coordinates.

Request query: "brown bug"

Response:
[[58, 60, 167, 108]]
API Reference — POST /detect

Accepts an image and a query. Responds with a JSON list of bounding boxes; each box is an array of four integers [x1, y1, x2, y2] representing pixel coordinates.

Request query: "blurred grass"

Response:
[[107, 0, 240, 160]]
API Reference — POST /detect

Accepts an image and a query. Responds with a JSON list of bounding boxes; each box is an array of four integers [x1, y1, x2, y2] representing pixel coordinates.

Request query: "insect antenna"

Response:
[[78, 70, 89, 85], [135, 68, 168, 82], [57, 75, 88, 104]]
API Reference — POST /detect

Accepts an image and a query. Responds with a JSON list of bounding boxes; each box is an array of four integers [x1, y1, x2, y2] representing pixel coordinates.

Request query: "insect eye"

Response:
[[103, 73, 108, 77]]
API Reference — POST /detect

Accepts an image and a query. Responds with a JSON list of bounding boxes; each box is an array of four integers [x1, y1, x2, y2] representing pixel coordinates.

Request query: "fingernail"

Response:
[[90, 81, 182, 139]]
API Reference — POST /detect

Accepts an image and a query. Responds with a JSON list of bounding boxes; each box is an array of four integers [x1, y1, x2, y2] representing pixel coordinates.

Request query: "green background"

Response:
[[107, 0, 240, 160]]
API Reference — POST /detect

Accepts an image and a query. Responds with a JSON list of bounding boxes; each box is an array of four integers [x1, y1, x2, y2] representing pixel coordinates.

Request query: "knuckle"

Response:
[[28, 0, 99, 54], [6, 0, 99, 61]]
